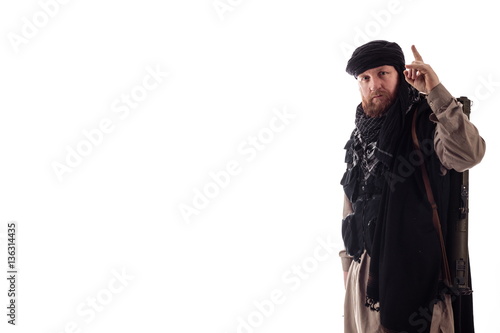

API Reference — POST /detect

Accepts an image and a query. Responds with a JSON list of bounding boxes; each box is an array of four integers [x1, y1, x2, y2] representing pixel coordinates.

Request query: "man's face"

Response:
[[357, 65, 399, 118]]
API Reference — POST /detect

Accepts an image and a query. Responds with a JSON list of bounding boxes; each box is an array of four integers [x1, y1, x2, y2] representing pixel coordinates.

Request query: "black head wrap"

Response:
[[346, 40, 406, 78]]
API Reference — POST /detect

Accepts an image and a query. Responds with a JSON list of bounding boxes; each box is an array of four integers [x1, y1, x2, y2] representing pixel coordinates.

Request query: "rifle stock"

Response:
[[446, 96, 473, 295]]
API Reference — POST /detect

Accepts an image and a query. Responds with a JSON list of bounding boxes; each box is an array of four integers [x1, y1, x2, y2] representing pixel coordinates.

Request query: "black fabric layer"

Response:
[[366, 102, 445, 332], [346, 40, 406, 78], [340, 81, 419, 262], [366, 101, 474, 332]]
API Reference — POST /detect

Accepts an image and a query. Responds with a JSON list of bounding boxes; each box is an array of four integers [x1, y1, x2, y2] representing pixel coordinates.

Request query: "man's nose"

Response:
[[369, 77, 382, 91]]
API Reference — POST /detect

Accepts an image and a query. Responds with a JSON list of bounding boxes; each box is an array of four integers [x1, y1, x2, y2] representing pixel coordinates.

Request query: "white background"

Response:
[[1, 0, 498, 332]]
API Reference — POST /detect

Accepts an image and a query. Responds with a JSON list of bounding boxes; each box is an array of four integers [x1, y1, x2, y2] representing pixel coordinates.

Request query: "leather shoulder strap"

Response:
[[411, 107, 452, 286]]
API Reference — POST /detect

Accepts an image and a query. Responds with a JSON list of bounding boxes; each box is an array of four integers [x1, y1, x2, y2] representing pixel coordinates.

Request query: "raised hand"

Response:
[[404, 45, 440, 94]]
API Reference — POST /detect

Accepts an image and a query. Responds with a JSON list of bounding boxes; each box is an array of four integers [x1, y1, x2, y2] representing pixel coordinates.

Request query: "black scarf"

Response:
[[355, 104, 386, 143], [353, 81, 420, 171]]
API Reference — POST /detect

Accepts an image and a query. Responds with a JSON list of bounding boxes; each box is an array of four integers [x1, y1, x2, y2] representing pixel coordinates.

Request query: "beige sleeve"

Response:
[[339, 249, 353, 272], [427, 83, 486, 172], [340, 194, 354, 272]]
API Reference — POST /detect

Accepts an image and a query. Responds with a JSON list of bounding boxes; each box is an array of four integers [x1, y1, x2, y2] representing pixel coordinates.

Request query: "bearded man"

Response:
[[339, 40, 485, 333]]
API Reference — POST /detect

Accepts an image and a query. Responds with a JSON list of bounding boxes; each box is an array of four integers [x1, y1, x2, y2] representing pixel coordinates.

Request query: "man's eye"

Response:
[[359, 76, 370, 81], [380, 71, 389, 76]]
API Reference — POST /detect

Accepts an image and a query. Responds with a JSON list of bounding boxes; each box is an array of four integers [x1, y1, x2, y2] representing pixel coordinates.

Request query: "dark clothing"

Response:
[[367, 101, 451, 332]]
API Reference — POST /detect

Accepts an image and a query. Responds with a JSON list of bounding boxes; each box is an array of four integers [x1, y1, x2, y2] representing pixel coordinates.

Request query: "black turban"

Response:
[[346, 40, 406, 78]]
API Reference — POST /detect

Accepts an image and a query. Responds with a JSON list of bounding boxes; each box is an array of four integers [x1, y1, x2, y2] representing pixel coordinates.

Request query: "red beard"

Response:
[[361, 90, 396, 118]]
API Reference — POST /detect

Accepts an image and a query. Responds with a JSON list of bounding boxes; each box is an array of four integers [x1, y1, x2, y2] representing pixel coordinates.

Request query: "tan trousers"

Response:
[[344, 251, 454, 333]]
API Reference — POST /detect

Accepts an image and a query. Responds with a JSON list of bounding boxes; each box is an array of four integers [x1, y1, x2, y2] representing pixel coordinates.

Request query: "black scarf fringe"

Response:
[[365, 296, 380, 312]]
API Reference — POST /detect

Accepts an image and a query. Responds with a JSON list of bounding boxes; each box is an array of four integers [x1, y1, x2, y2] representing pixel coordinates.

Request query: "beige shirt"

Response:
[[428, 83, 486, 172]]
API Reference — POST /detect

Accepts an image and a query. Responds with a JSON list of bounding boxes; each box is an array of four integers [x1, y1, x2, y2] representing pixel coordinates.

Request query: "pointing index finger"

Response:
[[411, 45, 423, 62]]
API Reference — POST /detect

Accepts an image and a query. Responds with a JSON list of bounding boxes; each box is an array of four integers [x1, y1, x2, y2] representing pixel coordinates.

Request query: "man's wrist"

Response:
[[426, 83, 454, 114]]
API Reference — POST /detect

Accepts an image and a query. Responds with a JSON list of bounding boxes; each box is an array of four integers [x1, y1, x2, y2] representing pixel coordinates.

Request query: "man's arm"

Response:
[[340, 194, 354, 288], [404, 45, 485, 171], [427, 83, 486, 171]]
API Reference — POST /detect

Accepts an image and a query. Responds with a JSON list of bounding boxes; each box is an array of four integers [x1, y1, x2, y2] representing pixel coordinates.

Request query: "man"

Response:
[[339, 40, 485, 333]]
